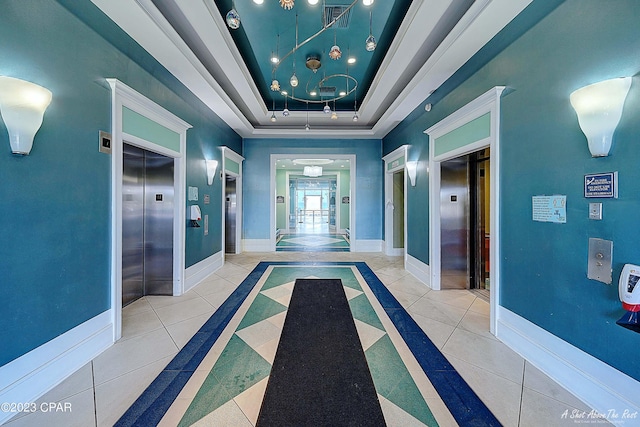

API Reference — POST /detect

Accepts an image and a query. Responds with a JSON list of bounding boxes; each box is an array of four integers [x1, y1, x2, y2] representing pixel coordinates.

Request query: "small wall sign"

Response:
[[532, 195, 566, 223], [276, 195, 285, 203], [584, 172, 617, 198], [342, 196, 350, 204]]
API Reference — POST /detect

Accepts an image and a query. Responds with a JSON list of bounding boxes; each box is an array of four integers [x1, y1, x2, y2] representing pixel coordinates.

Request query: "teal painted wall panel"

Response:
[[0, 0, 240, 367], [387, 155, 405, 171], [433, 112, 490, 157], [122, 107, 180, 153], [383, 0, 640, 380], [339, 169, 351, 230], [225, 158, 240, 174], [243, 139, 382, 241], [276, 169, 287, 230]]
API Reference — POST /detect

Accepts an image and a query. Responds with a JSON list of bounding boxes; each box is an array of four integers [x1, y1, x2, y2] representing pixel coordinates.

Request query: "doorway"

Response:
[[271, 155, 355, 252], [225, 175, 237, 254], [439, 149, 490, 298], [122, 144, 175, 307], [392, 170, 405, 252]]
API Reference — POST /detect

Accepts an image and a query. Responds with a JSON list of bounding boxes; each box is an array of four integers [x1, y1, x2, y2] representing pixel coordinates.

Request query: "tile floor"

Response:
[[276, 233, 350, 251], [4, 252, 609, 427]]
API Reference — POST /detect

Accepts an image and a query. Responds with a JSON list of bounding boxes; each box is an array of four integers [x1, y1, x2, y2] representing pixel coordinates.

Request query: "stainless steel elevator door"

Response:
[[122, 144, 174, 307], [225, 175, 237, 254], [440, 157, 470, 289]]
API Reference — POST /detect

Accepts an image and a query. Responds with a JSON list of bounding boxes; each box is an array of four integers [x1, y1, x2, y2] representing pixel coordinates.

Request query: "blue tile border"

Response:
[[115, 261, 502, 427], [354, 262, 502, 427], [114, 262, 269, 427]]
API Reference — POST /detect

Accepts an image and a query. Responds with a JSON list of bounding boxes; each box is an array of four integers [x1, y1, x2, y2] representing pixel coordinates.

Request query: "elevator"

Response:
[[122, 144, 174, 306], [225, 175, 237, 253], [440, 149, 490, 296]]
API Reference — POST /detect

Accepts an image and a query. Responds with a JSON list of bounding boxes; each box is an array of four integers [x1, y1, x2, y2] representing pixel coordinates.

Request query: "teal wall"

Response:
[[339, 169, 351, 230], [275, 168, 287, 230], [243, 139, 382, 241], [0, 0, 240, 367], [383, 0, 640, 380]]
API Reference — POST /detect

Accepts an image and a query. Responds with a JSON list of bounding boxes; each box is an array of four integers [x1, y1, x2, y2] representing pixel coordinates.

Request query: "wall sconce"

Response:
[[406, 161, 417, 186], [206, 159, 218, 185], [0, 76, 52, 155], [569, 77, 631, 157]]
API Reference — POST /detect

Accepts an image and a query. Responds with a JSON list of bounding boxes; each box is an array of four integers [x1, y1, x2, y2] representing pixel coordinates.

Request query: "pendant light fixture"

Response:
[[270, 99, 277, 122], [226, 0, 240, 29], [329, 30, 342, 60], [290, 15, 299, 88], [305, 102, 310, 131], [352, 91, 359, 122], [365, 10, 376, 51], [271, 35, 281, 92], [331, 100, 338, 120], [282, 95, 290, 117], [280, 0, 295, 10]]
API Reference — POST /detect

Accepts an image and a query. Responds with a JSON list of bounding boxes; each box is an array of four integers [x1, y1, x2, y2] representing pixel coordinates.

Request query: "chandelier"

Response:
[[226, 0, 377, 124]]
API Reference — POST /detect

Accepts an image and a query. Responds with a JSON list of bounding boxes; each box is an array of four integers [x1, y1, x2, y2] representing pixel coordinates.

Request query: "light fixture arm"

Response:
[[274, 0, 358, 69]]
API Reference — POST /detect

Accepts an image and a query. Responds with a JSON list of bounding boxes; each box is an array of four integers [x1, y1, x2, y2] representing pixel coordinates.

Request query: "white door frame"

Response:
[[107, 79, 191, 342], [426, 86, 504, 335], [382, 145, 409, 259], [270, 154, 355, 251], [221, 147, 244, 258]]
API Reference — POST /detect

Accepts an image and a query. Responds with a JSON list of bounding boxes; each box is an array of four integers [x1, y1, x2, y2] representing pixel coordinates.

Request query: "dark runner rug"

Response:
[[256, 278, 386, 427]]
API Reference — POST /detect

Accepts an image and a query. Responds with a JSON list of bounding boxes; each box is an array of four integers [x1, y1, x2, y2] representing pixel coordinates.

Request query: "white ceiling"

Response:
[[91, 0, 532, 139]]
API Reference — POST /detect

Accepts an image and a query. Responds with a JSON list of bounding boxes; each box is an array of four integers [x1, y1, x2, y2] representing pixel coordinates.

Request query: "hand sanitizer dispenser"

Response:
[[190, 205, 202, 221], [616, 264, 640, 332], [190, 205, 202, 227]]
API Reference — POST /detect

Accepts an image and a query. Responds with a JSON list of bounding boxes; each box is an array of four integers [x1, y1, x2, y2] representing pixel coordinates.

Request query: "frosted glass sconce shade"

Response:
[[570, 77, 631, 157], [206, 159, 218, 185], [406, 161, 417, 186], [0, 76, 52, 155]]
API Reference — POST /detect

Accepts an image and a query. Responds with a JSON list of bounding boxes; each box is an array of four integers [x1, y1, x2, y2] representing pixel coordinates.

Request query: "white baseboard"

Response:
[[243, 239, 273, 252], [185, 251, 223, 293], [353, 239, 383, 252], [0, 311, 113, 425], [382, 240, 404, 257], [497, 307, 640, 417], [406, 254, 430, 287]]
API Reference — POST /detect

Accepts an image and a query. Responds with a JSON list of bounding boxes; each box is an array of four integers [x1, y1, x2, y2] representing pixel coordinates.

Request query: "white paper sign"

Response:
[[532, 195, 566, 223]]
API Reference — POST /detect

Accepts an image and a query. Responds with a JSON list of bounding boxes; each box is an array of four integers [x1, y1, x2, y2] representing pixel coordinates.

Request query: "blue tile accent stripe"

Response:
[[114, 262, 269, 427], [354, 262, 502, 427], [115, 261, 501, 426]]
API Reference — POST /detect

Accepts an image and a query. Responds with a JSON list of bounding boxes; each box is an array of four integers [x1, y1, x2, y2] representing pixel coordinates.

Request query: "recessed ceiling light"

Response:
[[347, 57, 356, 64], [339, 91, 346, 96], [253, 0, 264, 4], [271, 56, 279, 64], [281, 90, 288, 95], [310, 91, 317, 96], [363, 0, 374, 5], [308, 0, 319, 4]]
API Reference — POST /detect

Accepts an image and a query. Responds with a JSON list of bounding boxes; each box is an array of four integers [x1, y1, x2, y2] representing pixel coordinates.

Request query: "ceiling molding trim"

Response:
[[91, 0, 255, 137], [249, 128, 378, 140], [373, 0, 533, 137], [184, 0, 269, 118], [358, 0, 449, 122]]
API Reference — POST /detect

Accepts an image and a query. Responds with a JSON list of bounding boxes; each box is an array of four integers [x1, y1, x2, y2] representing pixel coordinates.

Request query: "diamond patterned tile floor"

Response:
[[5, 253, 605, 427]]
